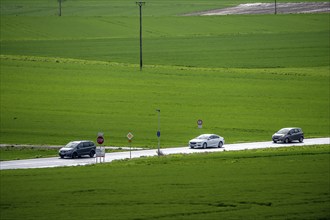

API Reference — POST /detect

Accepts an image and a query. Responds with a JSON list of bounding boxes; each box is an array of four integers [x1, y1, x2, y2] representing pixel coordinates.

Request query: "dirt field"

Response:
[[184, 2, 330, 16]]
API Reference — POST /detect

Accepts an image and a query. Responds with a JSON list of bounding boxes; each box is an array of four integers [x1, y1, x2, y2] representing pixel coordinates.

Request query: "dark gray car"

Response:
[[59, 141, 96, 159], [272, 128, 304, 143]]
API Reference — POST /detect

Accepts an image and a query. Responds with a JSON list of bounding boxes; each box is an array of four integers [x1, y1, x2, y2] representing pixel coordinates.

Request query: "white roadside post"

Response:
[[127, 132, 134, 159], [197, 119, 203, 129]]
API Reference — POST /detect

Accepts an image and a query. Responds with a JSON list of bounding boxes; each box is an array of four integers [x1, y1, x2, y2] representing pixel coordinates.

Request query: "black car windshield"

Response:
[[277, 128, 290, 134], [197, 135, 210, 139], [65, 142, 78, 148]]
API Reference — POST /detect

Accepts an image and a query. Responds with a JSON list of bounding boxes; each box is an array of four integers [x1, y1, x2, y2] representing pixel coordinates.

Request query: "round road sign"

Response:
[[97, 136, 104, 145]]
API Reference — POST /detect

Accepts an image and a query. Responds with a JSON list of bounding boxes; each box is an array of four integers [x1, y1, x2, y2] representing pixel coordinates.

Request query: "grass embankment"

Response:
[[1, 56, 329, 147], [0, 146, 59, 161], [1, 145, 329, 219]]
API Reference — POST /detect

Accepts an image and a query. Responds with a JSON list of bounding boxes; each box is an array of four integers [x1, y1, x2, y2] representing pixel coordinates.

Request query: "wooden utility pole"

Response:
[[136, 2, 145, 70], [58, 0, 62, 16], [275, 0, 277, 15]]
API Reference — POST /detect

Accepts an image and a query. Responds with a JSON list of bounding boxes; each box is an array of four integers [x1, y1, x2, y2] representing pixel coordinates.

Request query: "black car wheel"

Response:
[[202, 143, 207, 149], [89, 150, 95, 158], [284, 138, 289, 144], [218, 141, 223, 148], [299, 137, 304, 143], [71, 152, 78, 159]]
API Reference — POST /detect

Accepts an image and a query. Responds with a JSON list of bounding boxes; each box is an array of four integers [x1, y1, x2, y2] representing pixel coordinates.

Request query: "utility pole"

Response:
[[58, 0, 62, 16], [136, 2, 145, 71], [275, 0, 277, 15]]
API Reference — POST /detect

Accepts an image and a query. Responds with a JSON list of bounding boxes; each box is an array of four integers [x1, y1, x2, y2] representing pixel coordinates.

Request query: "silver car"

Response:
[[189, 134, 225, 149]]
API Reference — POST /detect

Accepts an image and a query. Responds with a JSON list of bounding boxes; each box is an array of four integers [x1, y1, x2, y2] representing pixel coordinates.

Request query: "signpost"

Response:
[[95, 147, 105, 162], [96, 132, 105, 163], [156, 109, 161, 156], [127, 132, 134, 159]]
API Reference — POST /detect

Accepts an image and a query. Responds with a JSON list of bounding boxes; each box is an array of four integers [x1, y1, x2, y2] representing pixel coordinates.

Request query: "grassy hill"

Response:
[[0, 0, 329, 147]]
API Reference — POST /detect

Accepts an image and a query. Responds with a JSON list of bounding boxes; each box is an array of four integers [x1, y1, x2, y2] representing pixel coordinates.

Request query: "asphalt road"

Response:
[[0, 137, 329, 170]]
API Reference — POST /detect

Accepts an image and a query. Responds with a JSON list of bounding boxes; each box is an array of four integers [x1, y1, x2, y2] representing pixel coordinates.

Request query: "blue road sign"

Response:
[[157, 131, 160, 137]]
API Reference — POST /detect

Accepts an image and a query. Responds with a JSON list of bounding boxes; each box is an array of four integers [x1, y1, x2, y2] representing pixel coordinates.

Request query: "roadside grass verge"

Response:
[[0, 146, 59, 161], [1, 145, 329, 219], [0, 145, 131, 161]]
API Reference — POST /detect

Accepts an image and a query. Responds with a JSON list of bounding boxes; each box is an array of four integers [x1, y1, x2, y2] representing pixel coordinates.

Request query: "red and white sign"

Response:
[[97, 132, 104, 145]]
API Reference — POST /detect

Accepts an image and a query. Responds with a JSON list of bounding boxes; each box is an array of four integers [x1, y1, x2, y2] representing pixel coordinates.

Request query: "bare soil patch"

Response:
[[184, 2, 330, 16]]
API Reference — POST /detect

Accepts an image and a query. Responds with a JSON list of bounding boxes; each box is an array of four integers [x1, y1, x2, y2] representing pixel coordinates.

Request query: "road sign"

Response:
[[97, 132, 104, 145], [157, 131, 161, 137], [97, 136, 104, 145], [127, 132, 134, 140], [96, 147, 105, 157]]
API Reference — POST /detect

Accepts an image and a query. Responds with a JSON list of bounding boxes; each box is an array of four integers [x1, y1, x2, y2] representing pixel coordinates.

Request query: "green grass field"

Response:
[[1, 145, 329, 219], [1, 1, 329, 219], [1, 0, 329, 148]]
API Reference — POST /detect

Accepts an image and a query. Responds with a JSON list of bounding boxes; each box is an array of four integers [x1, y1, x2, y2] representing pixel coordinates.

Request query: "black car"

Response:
[[59, 140, 96, 158], [272, 128, 304, 143]]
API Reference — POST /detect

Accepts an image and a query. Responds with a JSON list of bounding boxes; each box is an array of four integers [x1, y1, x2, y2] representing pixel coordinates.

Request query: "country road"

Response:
[[0, 138, 329, 170]]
